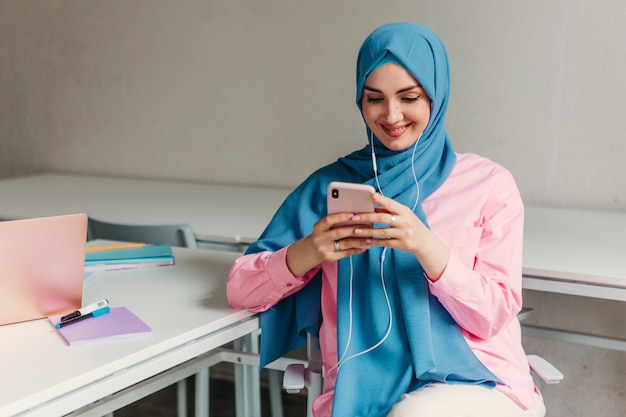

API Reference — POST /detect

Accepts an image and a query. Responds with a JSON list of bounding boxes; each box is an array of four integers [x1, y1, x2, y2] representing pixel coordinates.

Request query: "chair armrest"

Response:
[[527, 354, 564, 384], [283, 363, 306, 393], [517, 307, 534, 322]]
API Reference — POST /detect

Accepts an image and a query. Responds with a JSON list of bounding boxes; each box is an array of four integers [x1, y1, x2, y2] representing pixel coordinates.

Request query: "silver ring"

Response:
[[389, 215, 396, 226], [334, 241, 340, 252]]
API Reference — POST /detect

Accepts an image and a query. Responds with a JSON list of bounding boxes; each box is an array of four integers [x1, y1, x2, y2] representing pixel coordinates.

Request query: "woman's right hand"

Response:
[[285, 212, 373, 276]]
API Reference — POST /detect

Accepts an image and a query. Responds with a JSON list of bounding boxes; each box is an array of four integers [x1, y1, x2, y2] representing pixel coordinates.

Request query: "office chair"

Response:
[[87, 217, 197, 417], [87, 218, 198, 250], [282, 309, 563, 417]]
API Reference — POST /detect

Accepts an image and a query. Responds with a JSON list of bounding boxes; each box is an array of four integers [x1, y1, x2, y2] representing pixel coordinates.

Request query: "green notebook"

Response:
[[85, 245, 174, 271]]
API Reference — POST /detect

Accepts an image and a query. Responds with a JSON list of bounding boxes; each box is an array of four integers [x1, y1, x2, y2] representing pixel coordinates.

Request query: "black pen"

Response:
[[55, 306, 111, 328], [60, 299, 109, 323]]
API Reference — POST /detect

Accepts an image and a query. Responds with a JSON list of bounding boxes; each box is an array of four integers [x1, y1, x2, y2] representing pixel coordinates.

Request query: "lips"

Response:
[[382, 123, 411, 137]]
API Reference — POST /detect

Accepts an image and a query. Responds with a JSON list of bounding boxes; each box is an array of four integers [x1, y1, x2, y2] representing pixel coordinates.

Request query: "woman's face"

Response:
[[361, 63, 431, 151]]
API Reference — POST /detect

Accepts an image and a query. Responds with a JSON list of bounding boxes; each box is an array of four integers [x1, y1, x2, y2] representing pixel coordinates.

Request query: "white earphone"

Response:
[[328, 131, 423, 383]]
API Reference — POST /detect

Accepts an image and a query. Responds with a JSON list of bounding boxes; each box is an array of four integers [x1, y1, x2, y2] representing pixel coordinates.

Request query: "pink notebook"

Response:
[[48, 306, 152, 346]]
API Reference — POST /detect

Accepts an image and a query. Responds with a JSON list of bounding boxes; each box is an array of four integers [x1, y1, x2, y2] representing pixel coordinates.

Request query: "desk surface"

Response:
[[0, 174, 291, 245], [0, 173, 624, 290], [0, 245, 257, 417], [523, 205, 626, 288]]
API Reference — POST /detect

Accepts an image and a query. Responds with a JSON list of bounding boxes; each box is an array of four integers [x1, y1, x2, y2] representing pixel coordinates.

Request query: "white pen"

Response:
[[60, 299, 109, 323]]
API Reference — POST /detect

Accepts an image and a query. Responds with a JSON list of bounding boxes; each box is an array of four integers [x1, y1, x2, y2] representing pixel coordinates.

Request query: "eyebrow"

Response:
[[363, 84, 422, 94]]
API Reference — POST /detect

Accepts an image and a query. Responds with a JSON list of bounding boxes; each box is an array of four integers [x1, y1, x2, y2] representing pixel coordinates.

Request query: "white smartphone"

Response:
[[327, 181, 376, 229]]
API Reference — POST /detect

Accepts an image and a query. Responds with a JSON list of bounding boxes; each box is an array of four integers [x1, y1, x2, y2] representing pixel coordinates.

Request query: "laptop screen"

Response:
[[0, 213, 88, 325]]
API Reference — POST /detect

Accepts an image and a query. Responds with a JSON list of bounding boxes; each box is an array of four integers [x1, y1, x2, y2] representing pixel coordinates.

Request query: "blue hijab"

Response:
[[249, 22, 499, 417]]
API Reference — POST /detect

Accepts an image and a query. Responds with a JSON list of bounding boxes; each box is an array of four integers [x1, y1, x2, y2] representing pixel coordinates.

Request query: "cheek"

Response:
[[421, 101, 432, 122], [409, 105, 431, 126], [361, 106, 379, 126]]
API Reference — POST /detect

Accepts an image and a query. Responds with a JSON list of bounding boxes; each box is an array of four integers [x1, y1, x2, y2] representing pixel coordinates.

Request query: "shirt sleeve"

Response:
[[226, 246, 320, 312], [428, 167, 525, 340]]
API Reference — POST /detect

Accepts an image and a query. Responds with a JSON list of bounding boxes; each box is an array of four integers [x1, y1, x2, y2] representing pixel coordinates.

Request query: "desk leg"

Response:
[[195, 368, 210, 417], [177, 379, 188, 417], [233, 333, 261, 417]]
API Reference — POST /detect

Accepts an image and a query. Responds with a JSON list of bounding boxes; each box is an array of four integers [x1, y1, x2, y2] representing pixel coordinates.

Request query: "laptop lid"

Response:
[[0, 213, 88, 326]]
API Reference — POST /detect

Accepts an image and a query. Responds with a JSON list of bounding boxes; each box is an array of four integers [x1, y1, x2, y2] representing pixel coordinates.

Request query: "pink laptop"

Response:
[[0, 213, 88, 326]]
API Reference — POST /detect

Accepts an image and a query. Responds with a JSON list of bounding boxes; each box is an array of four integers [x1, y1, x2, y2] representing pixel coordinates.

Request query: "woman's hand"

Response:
[[285, 211, 374, 276], [286, 193, 450, 281], [351, 193, 450, 281]]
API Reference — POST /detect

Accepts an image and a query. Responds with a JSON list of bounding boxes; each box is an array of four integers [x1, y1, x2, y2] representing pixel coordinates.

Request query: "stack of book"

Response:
[[84, 244, 174, 272]]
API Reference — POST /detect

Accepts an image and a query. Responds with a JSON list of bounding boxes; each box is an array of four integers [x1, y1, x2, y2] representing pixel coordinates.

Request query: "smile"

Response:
[[382, 123, 411, 137]]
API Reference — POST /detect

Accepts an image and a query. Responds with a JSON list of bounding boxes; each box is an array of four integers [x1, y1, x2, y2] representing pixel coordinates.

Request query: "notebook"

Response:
[[0, 213, 88, 326], [84, 244, 174, 272], [48, 306, 152, 346]]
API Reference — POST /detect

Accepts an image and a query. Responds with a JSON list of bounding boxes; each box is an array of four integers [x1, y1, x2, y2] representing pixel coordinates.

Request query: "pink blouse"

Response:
[[227, 153, 537, 417]]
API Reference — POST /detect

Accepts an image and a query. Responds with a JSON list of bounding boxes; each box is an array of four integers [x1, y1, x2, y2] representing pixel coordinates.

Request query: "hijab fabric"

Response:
[[249, 22, 499, 417]]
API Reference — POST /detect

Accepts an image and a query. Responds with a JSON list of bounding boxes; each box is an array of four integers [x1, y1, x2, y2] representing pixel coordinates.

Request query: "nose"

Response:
[[384, 101, 403, 123]]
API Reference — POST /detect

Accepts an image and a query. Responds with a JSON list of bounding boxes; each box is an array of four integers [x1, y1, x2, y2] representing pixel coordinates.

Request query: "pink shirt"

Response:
[[227, 153, 537, 416]]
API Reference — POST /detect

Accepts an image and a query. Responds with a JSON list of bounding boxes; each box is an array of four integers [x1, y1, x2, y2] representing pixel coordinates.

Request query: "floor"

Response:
[[113, 368, 308, 417]]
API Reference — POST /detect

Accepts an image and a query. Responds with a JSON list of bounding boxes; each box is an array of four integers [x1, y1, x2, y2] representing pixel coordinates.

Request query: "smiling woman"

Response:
[[227, 22, 546, 417]]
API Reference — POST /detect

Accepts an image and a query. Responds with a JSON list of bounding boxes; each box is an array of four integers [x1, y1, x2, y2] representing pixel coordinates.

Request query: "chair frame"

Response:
[[282, 309, 563, 417]]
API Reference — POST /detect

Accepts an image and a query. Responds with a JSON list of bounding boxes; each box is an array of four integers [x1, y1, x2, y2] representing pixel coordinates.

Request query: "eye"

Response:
[[366, 96, 384, 103], [402, 95, 421, 103]]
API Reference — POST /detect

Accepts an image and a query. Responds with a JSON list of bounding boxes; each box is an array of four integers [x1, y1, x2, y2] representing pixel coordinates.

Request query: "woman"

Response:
[[227, 22, 545, 417]]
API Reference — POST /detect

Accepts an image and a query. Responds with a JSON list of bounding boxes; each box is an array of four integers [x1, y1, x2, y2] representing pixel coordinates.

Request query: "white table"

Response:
[[522, 206, 626, 301], [0, 173, 291, 250], [0, 174, 624, 351], [521, 206, 626, 351], [0, 245, 259, 417], [1, 174, 624, 293]]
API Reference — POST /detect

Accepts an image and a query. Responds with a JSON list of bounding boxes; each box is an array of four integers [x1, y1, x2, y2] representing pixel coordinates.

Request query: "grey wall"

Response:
[[1, 1, 624, 416]]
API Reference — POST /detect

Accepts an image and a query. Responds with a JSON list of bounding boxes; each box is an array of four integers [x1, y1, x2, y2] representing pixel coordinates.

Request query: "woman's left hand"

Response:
[[350, 193, 425, 253], [352, 193, 450, 281]]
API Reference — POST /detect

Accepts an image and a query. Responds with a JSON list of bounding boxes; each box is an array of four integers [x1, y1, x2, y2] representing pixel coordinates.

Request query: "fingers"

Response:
[[312, 193, 426, 260], [331, 237, 372, 257], [311, 215, 372, 262], [349, 211, 399, 232], [373, 192, 402, 213]]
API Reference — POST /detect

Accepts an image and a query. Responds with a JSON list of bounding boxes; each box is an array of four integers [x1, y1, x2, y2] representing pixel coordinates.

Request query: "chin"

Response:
[[379, 138, 416, 151]]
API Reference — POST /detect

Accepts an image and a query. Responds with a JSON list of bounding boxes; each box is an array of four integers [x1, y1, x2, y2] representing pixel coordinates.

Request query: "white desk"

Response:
[[0, 173, 624, 294], [522, 206, 626, 302], [0, 174, 291, 249], [0, 246, 258, 417], [520, 206, 626, 351], [0, 173, 624, 351]]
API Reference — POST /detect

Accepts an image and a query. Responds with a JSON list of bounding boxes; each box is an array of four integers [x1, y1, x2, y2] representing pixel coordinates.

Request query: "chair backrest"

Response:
[[87, 217, 198, 249]]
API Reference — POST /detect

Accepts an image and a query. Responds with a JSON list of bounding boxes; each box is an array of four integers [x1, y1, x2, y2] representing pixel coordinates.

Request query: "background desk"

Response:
[[521, 206, 626, 352], [0, 246, 258, 417], [523, 206, 626, 302], [0, 173, 291, 251], [0, 173, 624, 299]]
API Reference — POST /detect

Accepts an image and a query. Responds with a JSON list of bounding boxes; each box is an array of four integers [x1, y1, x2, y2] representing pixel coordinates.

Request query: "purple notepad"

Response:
[[48, 306, 152, 346]]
